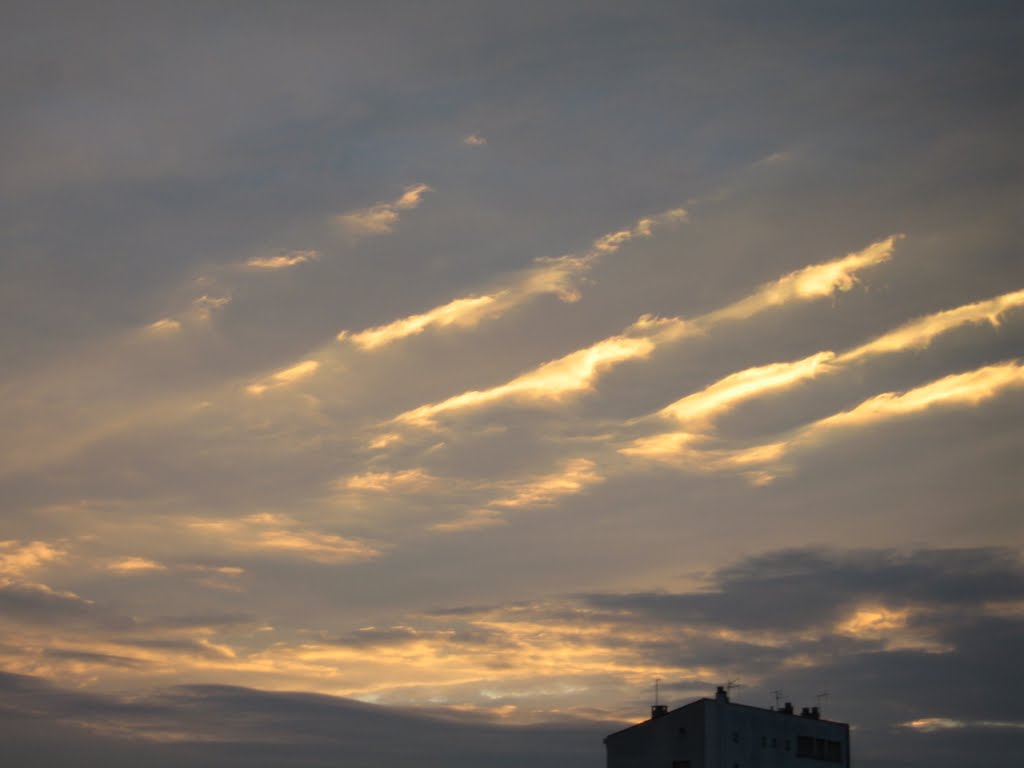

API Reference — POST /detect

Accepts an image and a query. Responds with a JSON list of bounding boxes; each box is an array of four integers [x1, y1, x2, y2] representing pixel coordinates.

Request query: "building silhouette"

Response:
[[604, 686, 850, 767]]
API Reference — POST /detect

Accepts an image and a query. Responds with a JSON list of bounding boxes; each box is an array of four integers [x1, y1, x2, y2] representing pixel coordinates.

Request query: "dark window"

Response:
[[796, 736, 843, 762], [678, 727, 687, 736], [798, 736, 814, 757]]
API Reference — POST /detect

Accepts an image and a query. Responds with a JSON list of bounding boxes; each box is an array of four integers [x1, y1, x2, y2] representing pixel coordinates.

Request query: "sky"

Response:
[[1, 2, 1022, 766]]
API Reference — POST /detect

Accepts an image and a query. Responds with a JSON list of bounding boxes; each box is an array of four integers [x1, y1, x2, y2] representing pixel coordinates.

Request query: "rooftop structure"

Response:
[[604, 686, 850, 768]]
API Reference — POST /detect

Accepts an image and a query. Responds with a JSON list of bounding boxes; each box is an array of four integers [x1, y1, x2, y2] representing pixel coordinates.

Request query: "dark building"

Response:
[[605, 687, 850, 768]]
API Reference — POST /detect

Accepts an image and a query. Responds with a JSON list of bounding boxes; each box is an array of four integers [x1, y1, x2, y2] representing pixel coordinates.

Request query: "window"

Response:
[[672, 761, 691, 768], [732, 731, 740, 743], [677, 727, 687, 736], [797, 736, 843, 762]]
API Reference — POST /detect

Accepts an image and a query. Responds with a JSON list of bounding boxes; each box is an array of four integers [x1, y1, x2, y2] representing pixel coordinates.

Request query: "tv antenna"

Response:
[[771, 689, 784, 710], [816, 690, 830, 712], [726, 679, 742, 695], [655, 678, 661, 706]]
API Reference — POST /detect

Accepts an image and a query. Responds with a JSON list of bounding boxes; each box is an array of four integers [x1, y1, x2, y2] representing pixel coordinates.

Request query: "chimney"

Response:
[[651, 704, 669, 719], [800, 707, 812, 718], [715, 686, 729, 703], [783, 702, 794, 715], [811, 707, 821, 720]]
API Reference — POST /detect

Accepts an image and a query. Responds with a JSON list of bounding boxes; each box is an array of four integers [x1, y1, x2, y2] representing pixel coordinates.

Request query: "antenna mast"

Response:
[[816, 690, 830, 712]]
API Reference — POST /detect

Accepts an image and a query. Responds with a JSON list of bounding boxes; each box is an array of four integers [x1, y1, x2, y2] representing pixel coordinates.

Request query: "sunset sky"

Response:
[[2, 3, 1022, 766]]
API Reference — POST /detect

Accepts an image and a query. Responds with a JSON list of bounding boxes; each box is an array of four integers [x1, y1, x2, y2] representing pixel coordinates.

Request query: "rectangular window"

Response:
[[798, 736, 814, 757], [795, 737, 843, 762]]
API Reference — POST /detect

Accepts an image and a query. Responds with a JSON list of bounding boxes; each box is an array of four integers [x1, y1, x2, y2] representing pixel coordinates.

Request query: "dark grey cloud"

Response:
[[581, 547, 1024, 631], [0, 672, 608, 768]]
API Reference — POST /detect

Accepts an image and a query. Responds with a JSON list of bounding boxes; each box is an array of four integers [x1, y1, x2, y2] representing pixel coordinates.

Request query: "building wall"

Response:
[[702, 699, 849, 768], [606, 698, 849, 768], [605, 705, 705, 768]]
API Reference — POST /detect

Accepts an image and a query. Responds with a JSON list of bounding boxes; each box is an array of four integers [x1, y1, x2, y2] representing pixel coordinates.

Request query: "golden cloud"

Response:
[[244, 249, 320, 270], [333, 183, 432, 238], [246, 359, 320, 396]]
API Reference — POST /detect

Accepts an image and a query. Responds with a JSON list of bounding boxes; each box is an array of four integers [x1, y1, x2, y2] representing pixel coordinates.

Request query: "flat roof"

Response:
[[605, 698, 849, 739]]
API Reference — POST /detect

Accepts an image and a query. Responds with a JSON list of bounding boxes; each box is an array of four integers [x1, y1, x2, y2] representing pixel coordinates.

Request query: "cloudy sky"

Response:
[[2, 2, 1022, 766]]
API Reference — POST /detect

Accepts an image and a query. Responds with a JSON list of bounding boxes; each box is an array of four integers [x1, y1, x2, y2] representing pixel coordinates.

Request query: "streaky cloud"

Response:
[[838, 287, 1024, 363], [699, 235, 900, 326], [390, 237, 896, 429], [395, 333, 658, 426], [188, 514, 379, 564], [243, 249, 320, 270], [246, 359, 320, 396], [333, 183, 431, 239], [338, 207, 686, 350]]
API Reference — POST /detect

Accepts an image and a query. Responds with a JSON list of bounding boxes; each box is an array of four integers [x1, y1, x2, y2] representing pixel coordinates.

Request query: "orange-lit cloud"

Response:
[[341, 294, 501, 349], [488, 458, 603, 510], [244, 249, 320, 270], [700, 235, 899, 326], [337, 207, 687, 349], [658, 352, 837, 427], [342, 468, 439, 493], [106, 557, 168, 574], [802, 359, 1024, 437], [631, 359, 1024, 479], [246, 359, 320, 396], [188, 514, 379, 564], [395, 333, 658, 426], [901, 718, 1024, 732], [390, 238, 895, 429], [463, 133, 487, 146], [0, 540, 65, 578], [839, 288, 1024, 362], [428, 458, 603, 533], [333, 183, 431, 238]]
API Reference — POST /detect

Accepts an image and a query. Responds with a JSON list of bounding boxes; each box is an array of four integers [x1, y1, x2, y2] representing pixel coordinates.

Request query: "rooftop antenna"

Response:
[[726, 679, 742, 695], [816, 690, 830, 712], [771, 689, 784, 710], [650, 678, 668, 719]]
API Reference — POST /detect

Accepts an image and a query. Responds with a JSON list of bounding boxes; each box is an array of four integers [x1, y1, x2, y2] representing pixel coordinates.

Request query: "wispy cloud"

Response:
[[246, 359, 320, 396], [623, 285, 1024, 475], [244, 249, 320, 270], [338, 207, 687, 350], [658, 352, 837, 428], [800, 359, 1024, 437], [188, 514, 379, 564], [333, 183, 432, 238], [0, 540, 65, 579], [395, 333, 659, 426], [391, 237, 896, 429], [838, 288, 1024, 362], [341, 295, 501, 350], [629, 359, 1024, 482], [463, 133, 487, 146], [342, 468, 439, 493], [700, 235, 900, 326], [106, 557, 168, 574]]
